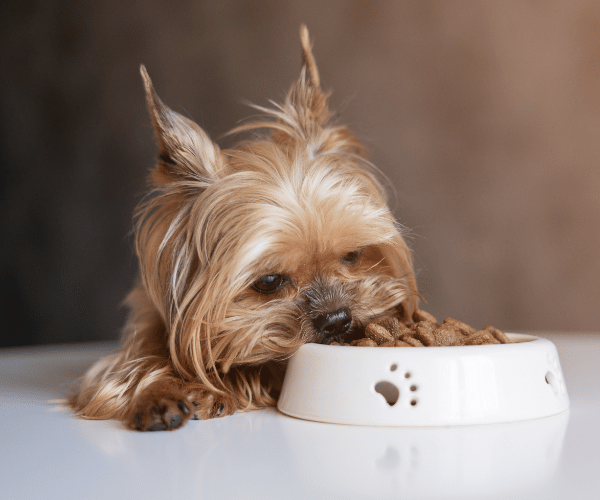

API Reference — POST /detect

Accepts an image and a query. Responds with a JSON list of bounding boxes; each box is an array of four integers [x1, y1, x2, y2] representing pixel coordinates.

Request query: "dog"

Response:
[[69, 25, 418, 431]]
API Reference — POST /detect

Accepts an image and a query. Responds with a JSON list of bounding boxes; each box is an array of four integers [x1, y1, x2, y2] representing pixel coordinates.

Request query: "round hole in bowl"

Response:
[[374, 381, 399, 406], [405, 372, 411, 379], [410, 399, 418, 407], [410, 385, 418, 392], [545, 371, 559, 396], [390, 363, 398, 372]]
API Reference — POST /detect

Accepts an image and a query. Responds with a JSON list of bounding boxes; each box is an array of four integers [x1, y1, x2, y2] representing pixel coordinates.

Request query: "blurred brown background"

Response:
[[1, 0, 599, 347]]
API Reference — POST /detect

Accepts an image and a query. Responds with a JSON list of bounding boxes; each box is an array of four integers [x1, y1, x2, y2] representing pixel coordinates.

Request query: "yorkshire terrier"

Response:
[[69, 26, 418, 431]]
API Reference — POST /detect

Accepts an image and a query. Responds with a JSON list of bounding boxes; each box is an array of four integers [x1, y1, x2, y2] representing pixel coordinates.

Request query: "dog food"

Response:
[[329, 310, 511, 347]]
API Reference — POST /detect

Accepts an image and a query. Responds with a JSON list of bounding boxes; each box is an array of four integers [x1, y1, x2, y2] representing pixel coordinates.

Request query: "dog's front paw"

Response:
[[191, 392, 236, 420], [129, 382, 192, 431]]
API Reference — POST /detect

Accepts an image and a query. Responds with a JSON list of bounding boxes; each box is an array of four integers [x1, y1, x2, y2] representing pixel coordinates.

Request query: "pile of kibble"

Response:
[[329, 309, 511, 347]]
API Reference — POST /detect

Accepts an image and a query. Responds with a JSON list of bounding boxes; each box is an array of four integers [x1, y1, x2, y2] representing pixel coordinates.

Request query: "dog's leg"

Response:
[[71, 287, 280, 430], [126, 366, 281, 429], [70, 340, 197, 431], [69, 286, 195, 431]]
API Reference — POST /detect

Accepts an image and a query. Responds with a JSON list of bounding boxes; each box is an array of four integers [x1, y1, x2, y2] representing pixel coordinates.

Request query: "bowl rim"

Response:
[[299, 332, 540, 352]]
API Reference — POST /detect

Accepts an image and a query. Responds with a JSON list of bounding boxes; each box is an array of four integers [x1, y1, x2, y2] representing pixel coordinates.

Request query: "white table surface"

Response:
[[1, 333, 599, 500]]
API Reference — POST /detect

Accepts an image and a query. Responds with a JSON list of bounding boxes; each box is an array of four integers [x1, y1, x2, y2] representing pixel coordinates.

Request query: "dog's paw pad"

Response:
[[148, 422, 167, 432], [129, 386, 192, 431], [169, 414, 182, 428]]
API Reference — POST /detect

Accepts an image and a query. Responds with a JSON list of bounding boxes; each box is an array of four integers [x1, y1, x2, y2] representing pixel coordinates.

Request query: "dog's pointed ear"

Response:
[[140, 65, 223, 186], [274, 26, 365, 156], [285, 25, 331, 131]]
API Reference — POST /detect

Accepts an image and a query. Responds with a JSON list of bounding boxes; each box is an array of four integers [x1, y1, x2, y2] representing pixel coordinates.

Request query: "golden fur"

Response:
[[69, 26, 418, 431]]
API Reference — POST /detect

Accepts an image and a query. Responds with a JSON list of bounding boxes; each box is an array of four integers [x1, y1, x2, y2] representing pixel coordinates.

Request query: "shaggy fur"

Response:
[[69, 25, 419, 431]]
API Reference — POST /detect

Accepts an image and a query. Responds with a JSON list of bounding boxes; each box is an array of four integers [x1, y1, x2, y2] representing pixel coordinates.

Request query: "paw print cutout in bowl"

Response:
[[277, 334, 569, 426], [374, 365, 419, 408]]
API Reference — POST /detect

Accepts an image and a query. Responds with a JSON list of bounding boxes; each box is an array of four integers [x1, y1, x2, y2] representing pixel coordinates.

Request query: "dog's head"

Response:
[[135, 26, 418, 381]]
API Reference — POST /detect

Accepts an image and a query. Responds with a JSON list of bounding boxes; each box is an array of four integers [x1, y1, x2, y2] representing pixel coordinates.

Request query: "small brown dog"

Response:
[[69, 26, 418, 431]]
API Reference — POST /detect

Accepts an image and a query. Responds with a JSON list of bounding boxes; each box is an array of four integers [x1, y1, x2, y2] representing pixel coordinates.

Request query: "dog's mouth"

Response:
[[318, 323, 365, 345]]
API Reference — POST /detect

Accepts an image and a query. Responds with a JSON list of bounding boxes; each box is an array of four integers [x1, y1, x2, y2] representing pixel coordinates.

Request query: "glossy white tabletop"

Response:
[[1, 333, 599, 500]]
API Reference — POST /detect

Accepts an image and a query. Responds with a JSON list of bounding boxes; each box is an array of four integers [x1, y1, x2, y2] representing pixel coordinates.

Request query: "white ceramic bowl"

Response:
[[277, 333, 569, 426]]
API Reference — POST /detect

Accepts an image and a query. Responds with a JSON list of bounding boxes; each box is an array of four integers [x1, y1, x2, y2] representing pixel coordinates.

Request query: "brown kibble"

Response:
[[413, 309, 439, 326], [351, 337, 378, 347], [365, 323, 394, 345], [377, 316, 398, 331], [377, 317, 410, 340], [464, 331, 501, 346], [412, 322, 437, 346], [380, 318, 410, 340], [442, 317, 476, 336], [393, 340, 414, 347], [433, 324, 465, 346], [484, 326, 511, 344], [399, 335, 425, 347], [346, 308, 510, 348], [413, 321, 434, 333]]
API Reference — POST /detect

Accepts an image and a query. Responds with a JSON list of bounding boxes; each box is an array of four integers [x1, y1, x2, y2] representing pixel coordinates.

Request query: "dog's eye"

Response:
[[251, 274, 287, 294], [341, 249, 362, 266]]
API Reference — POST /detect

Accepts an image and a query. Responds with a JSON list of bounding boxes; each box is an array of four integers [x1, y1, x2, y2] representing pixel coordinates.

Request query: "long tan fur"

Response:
[[69, 25, 418, 430]]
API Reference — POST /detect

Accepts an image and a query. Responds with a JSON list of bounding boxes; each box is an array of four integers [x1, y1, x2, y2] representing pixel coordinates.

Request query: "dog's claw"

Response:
[[178, 400, 190, 415]]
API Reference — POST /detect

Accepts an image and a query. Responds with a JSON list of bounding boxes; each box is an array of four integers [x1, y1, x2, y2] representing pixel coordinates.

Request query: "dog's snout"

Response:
[[314, 307, 352, 338]]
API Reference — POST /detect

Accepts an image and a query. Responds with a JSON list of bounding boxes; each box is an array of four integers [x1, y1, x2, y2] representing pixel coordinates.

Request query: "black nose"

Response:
[[313, 307, 352, 338]]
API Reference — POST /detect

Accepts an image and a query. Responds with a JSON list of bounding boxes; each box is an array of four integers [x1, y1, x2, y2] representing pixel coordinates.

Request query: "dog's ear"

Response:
[[272, 26, 365, 156], [140, 65, 223, 186], [283, 25, 331, 134]]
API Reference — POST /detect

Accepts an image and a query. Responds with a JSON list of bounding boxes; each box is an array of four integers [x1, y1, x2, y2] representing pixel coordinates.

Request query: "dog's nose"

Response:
[[313, 307, 352, 338]]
